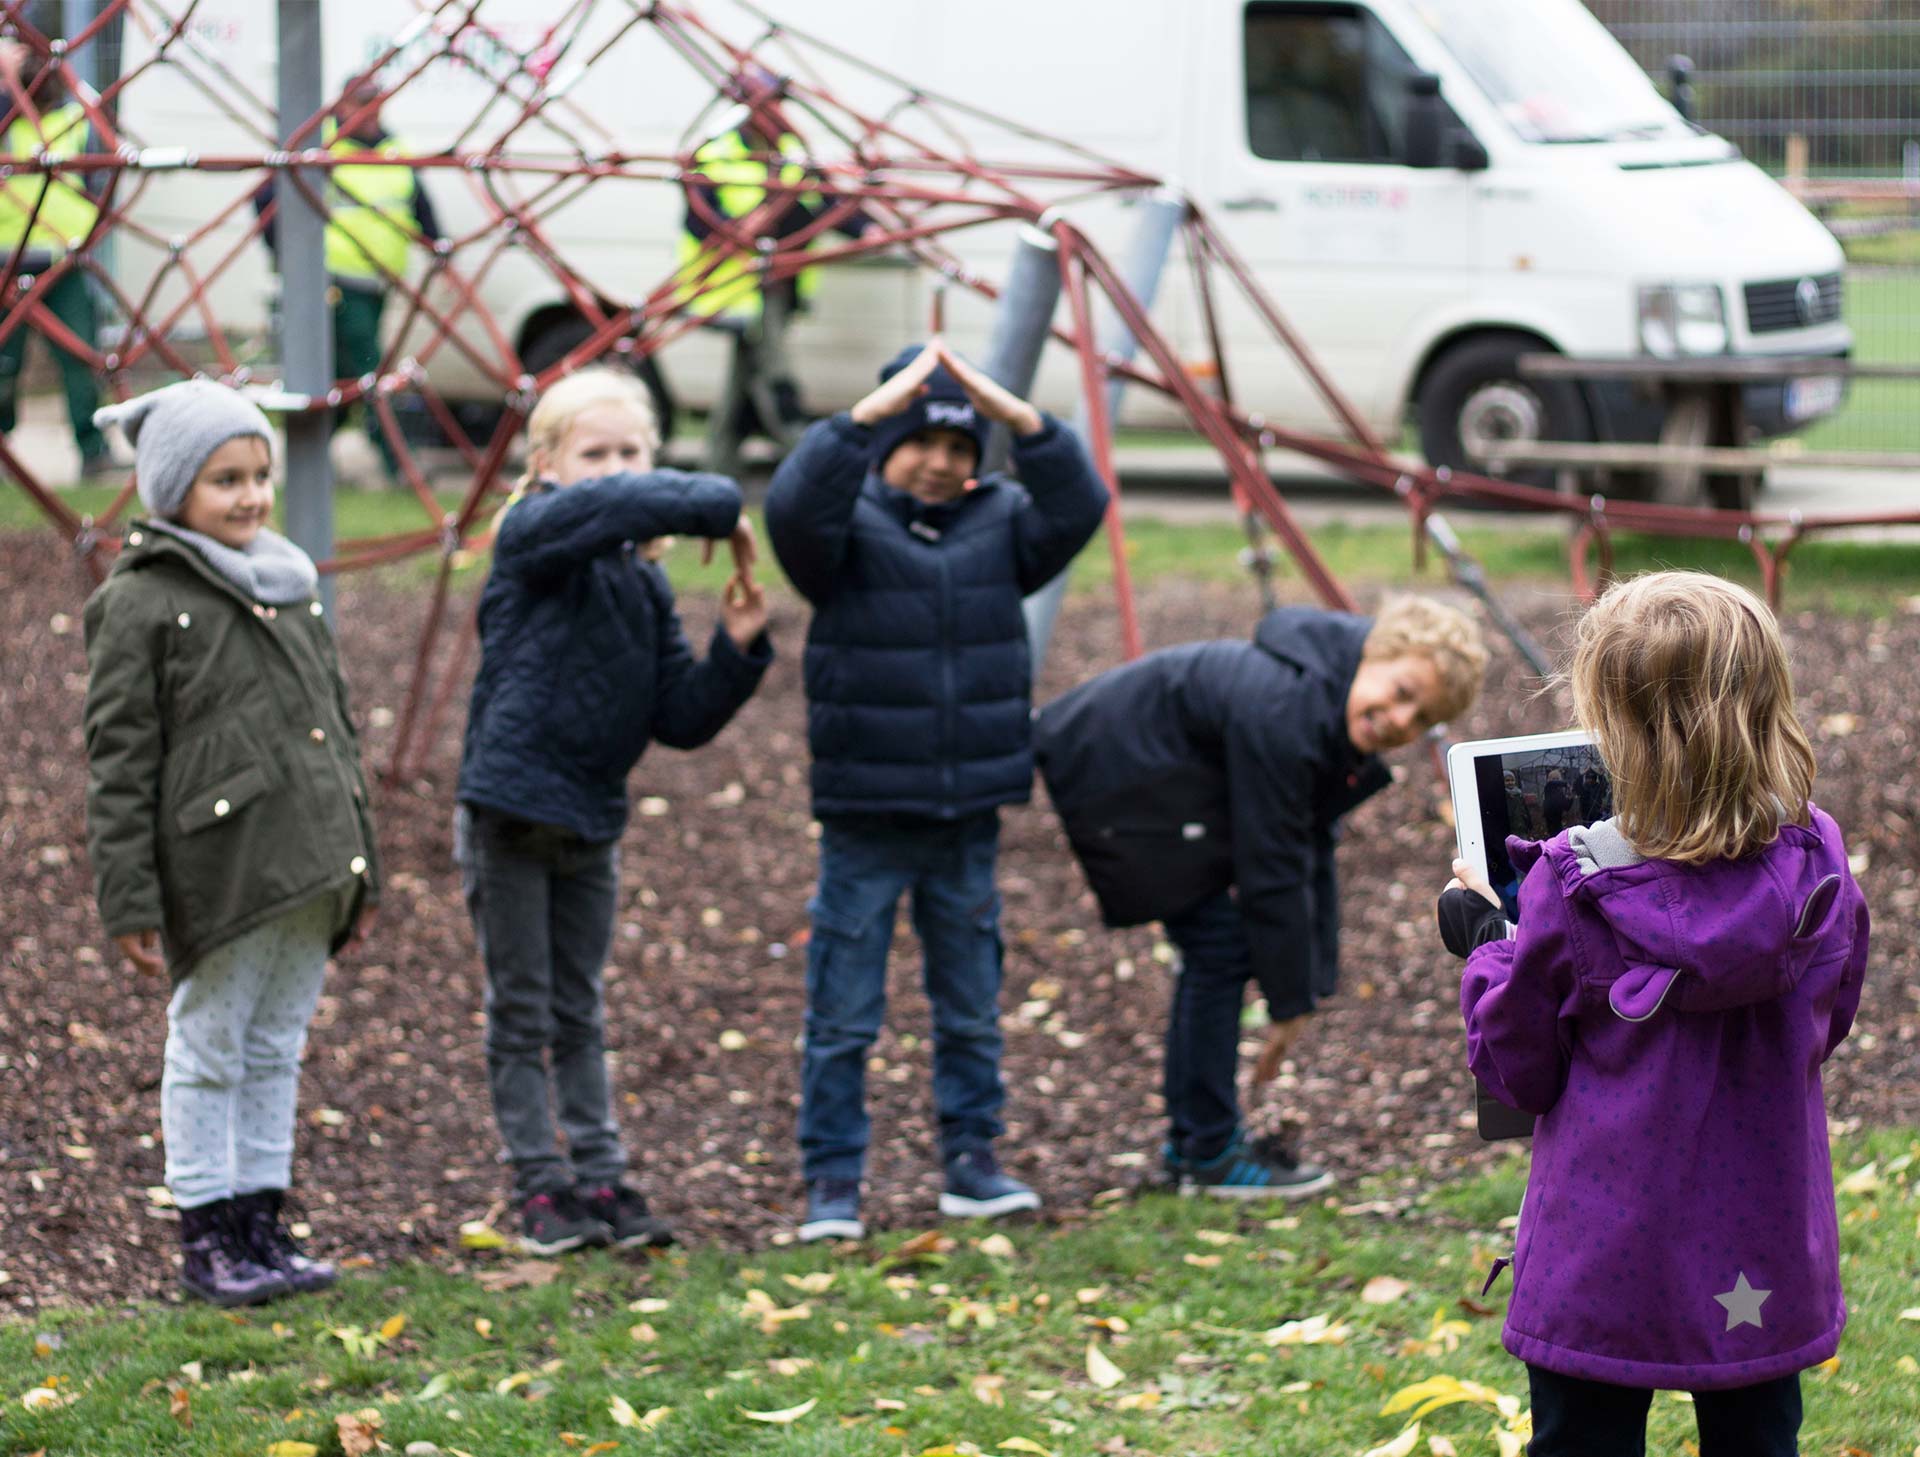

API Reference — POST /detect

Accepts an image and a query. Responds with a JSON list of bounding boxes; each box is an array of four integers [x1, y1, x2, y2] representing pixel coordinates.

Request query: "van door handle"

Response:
[[1220, 194, 1280, 212]]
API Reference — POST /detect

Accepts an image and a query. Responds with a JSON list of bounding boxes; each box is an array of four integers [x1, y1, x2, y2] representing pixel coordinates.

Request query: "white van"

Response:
[[105, 0, 1849, 481]]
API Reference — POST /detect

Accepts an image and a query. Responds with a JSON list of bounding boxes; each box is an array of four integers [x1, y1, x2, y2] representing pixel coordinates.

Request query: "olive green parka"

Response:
[[82, 526, 380, 984]]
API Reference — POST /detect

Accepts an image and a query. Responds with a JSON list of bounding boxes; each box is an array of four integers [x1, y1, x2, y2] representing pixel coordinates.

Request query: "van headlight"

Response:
[[1638, 284, 1728, 357]]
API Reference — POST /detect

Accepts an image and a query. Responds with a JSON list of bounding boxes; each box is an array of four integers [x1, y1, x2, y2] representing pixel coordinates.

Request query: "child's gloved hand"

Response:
[[115, 929, 165, 980], [1437, 859, 1508, 959]]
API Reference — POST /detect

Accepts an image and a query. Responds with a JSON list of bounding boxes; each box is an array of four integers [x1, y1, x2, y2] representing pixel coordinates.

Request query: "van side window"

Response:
[[1244, 2, 1434, 164]]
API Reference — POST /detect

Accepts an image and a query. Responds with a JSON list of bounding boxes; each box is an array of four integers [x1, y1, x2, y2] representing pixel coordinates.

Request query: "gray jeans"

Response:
[[458, 805, 627, 1200]]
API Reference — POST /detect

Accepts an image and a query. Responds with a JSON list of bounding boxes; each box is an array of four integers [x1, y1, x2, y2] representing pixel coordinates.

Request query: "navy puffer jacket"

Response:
[[1035, 608, 1392, 1020], [766, 413, 1108, 819], [458, 470, 772, 841]]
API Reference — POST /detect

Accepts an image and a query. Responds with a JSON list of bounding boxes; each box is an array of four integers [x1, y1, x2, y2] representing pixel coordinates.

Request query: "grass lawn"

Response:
[[5, 482, 1916, 618], [3, 1130, 1914, 1456]]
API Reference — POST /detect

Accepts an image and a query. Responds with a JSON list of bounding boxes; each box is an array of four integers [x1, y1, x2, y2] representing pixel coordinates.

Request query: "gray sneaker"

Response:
[[799, 1178, 864, 1242], [938, 1148, 1041, 1220]]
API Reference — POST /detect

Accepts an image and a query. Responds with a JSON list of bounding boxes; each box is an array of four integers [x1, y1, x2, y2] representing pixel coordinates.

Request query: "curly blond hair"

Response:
[[1362, 595, 1488, 723], [1569, 571, 1814, 864]]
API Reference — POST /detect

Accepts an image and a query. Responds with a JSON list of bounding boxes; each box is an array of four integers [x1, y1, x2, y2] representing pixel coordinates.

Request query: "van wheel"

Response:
[[520, 316, 677, 444], [1416, 334, 1592, 493]]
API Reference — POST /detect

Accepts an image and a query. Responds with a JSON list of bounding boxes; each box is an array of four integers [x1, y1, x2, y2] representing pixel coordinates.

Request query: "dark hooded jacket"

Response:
[[1034, 607, 1390, 1019], [765, 410, 1108, 819]]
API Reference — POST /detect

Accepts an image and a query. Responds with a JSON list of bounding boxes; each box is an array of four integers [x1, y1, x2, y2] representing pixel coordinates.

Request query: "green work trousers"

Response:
[[0, 262, 105, 461], [331, 282, 400, 479]]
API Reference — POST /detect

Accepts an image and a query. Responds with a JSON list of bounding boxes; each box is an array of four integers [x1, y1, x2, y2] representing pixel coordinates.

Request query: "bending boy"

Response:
[[1036, 599, 1486, 1196]]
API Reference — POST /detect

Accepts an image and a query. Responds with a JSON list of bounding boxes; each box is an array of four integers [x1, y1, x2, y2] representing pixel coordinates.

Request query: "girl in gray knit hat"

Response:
[[81, 379, 380, 1307]]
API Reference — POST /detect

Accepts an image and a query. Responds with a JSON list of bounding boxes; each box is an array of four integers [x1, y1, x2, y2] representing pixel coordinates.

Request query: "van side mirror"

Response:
[[1405, 72, 1444, 168], [1405, 72, 1488, 172]]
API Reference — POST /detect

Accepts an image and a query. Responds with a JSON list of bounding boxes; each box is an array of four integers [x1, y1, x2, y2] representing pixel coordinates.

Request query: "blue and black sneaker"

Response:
[[938, 1148, 1042, 1220], [799, 1178, 865, 1243], [1180, 1133, 1333, 1201]]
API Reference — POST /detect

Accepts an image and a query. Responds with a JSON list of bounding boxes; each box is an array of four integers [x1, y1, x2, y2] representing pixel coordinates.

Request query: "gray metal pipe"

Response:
[[277, 2, 335, 614], [1023, 187, 1185, 671], [975, 223, 1060, 476]]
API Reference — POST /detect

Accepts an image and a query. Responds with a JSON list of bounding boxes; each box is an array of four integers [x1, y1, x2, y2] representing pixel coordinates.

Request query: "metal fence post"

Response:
[[1022, 188, 1184, 670], [277, 1, 335, 614]]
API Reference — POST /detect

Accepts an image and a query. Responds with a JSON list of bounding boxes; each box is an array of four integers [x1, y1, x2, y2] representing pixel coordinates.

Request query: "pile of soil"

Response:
[[2, 535, 1913, 1309]]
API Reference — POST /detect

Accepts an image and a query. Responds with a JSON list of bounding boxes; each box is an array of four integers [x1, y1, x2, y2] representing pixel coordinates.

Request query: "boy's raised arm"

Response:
[[1008, 420, 1110, 593], [764, 416, 872, 603], [494, 471, 742, 585]]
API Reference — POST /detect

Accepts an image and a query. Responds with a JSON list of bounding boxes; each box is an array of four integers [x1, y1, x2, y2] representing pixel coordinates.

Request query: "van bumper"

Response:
[[1583, 345, 1852, 445]]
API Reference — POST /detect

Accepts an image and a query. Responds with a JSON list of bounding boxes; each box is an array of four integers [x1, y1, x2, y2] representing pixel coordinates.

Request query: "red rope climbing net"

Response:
[[5, 0, 1916, 778]]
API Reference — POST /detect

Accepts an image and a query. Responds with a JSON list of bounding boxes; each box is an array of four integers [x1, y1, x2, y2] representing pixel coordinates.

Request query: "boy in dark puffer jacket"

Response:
[[766, 339, 1108, 1241]]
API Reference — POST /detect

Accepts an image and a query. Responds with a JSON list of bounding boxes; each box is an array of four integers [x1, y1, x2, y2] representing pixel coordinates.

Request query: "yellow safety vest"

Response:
[[322, 121, 420, 282], [674, 128, 824, 322], [0, 103, 98, 256]]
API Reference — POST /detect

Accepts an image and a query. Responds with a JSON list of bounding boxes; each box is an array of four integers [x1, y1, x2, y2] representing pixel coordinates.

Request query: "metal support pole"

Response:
[[976, 223, 1060, 477], [277, 1, 335, 614], [1023, 188, 1184, 669]]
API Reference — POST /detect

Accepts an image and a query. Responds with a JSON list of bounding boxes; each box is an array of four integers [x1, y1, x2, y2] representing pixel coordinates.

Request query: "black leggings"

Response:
[[1528, 1366, 1802, 1457]]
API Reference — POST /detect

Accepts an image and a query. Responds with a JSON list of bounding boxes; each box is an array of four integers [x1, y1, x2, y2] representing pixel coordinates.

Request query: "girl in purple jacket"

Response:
[[1437, 571, 1869, 1457]]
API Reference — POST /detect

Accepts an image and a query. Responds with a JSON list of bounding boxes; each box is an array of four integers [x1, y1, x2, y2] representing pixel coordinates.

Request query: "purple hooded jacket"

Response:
[[1462, 805, 1869, 1390]]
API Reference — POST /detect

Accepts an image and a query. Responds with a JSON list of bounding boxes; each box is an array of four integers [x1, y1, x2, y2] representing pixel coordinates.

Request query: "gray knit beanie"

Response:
[[93, 380, 275, 520]]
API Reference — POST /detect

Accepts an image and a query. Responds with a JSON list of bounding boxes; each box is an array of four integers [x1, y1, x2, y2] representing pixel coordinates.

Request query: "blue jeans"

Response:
[[1163, 888, 1255, 1163], [798, 813, 1007, 1182], [1527, 1366, 1801, 1457]]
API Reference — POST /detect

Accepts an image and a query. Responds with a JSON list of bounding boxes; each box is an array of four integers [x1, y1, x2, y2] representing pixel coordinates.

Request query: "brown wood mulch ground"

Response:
[[2, 534, 1914, 1310]]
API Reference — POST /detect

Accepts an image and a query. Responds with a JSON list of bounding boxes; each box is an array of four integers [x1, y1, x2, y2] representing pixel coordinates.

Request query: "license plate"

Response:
[[1786, 374, 1844, 423]]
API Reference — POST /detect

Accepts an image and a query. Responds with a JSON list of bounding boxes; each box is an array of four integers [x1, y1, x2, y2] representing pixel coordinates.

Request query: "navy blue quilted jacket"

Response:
[[458, 470, 772, 841], [765, 412, 1108, 819]]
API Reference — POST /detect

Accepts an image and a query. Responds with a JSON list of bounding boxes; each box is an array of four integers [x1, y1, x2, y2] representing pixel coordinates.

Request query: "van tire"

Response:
[[520, 315, 677, 444], [1416, 333, 1593, 494]]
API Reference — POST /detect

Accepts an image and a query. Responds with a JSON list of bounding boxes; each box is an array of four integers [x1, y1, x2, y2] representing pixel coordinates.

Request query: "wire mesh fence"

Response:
[[1590, 0, 1920, 455]]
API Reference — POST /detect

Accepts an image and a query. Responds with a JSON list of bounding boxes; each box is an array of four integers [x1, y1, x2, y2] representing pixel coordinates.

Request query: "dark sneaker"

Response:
[[578, 1183, 675, 1250], [518, 1189, 612, 1256], [231, 1189, 337, 1294], [1181, 1133, 1334, 1201], [938, 1149, 1041, 1220], [179, 1199, 293, 1307], [798, 1178, 864, 1243]]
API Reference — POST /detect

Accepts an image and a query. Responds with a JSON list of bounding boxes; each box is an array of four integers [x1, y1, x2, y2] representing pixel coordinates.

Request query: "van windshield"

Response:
[[1411, 0, 1691, 144]]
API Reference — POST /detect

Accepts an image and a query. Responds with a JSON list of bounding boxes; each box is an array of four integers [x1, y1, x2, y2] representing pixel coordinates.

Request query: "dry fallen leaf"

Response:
[[265, 1444, 321, 1457], [1085, 1342, 1125, 1390], [1361, 1275, 1411, 1305], [476, 1260, 560, 1292], [740, 1397, 819, 1423], [458, 1221, 507, 1251], [1361, 1424, 1422, 1457], [609, 1394, 642, 1427], [168, 1386, 191, 1428], [379, 1314, 407, 1341], [337, 1409, 384, 1457], [1262, 1314, 1349, 1346], [999, 1440, 1055, 1456]]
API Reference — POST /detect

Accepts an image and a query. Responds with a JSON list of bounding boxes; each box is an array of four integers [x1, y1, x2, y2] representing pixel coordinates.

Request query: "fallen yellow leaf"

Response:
[[972, 1372, 1007, 1406], [609, 1394, 642, 1426], [1262, 1314, 1350, 1346], [265, 1444, 321, 1457], [999, 1440, 1056, 1456], [1381, 1374, 1514, 1421], [1361, 1424, 1422, 1457], [1086, 1341, 1125, 1390], [458, 1221, 507, 1250], [629, 1322, 658, 1344], [1183, 1253, 1222, 1269], [379, 1314, 407, 1341], [740, 1397, 819, 1423]]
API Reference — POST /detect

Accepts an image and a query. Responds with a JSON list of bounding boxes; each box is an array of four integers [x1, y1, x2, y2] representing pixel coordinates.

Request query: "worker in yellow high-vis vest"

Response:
[[0, 40, 110, 477], [254, 75, 440, 482], [676, 74, 871, 476]]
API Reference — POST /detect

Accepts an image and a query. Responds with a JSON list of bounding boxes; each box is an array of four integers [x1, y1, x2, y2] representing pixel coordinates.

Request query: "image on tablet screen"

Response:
[[1472, 744, 1614, 920]]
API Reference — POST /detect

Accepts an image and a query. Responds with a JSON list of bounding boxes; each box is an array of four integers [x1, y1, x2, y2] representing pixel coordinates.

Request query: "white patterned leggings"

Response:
[[162, 896, 333, 1210]]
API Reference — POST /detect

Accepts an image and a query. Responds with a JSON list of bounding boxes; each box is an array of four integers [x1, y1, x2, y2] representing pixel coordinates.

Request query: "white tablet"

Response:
[[1448, 730, 1610, 922], [1446, 730, 1612, 1143]]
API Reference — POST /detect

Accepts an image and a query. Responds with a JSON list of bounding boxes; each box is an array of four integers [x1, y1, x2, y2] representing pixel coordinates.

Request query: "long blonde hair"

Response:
[[1569, 571, 1815, 864]]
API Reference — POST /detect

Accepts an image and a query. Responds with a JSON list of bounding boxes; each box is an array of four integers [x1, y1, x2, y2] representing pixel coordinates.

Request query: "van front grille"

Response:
[[1744, 273, 1842, 334]]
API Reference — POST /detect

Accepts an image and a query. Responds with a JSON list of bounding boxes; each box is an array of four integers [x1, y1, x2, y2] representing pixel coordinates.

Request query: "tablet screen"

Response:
[[1471, 743, 1614, 919]]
